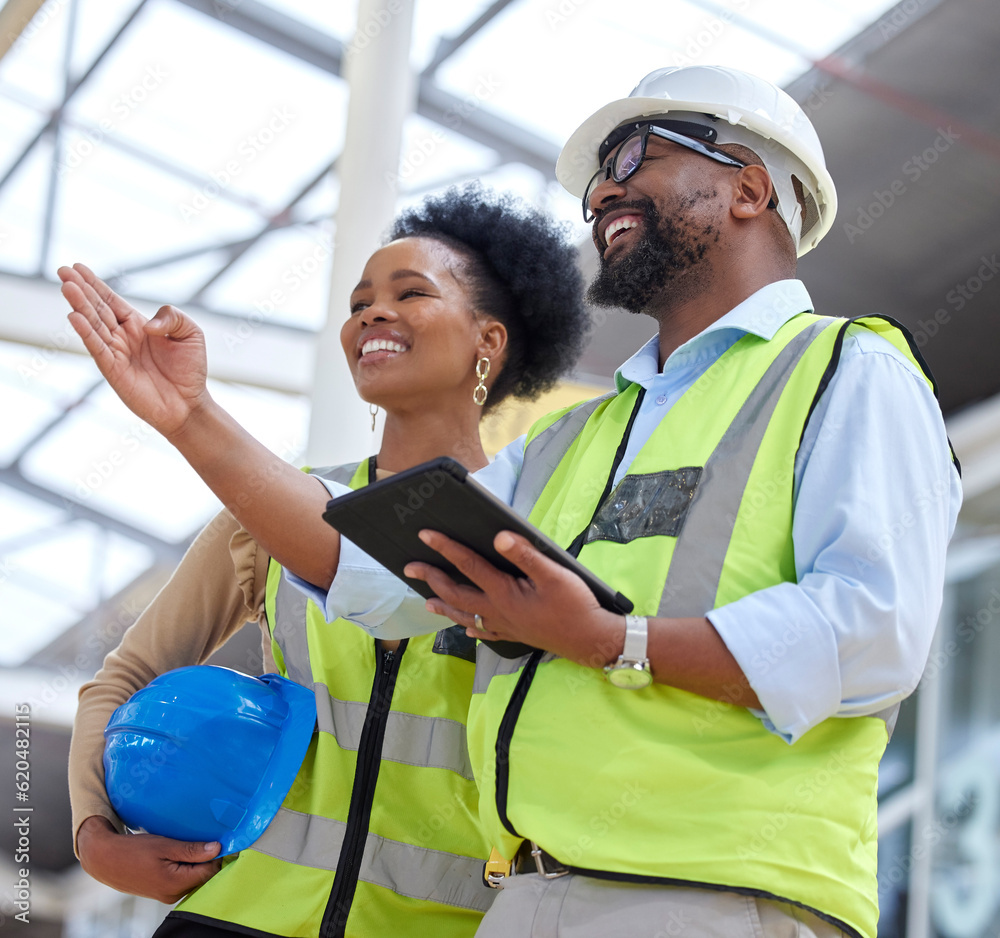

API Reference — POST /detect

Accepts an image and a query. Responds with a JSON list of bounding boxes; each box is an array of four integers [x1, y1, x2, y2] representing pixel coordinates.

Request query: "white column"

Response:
[[305, 0, 416, 467]]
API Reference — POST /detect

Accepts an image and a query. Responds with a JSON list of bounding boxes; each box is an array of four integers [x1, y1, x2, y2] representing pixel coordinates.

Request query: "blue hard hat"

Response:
[[103, 666, 316, 855]]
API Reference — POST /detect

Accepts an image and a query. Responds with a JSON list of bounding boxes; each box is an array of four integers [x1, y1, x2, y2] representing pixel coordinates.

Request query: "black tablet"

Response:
[[321, 457, 633, 658]]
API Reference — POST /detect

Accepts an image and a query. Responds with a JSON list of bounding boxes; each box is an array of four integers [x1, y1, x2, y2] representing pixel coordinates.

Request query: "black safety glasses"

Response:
[[583, 124, 750, 223]]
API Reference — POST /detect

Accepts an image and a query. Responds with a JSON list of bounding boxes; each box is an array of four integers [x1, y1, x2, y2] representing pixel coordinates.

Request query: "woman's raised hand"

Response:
[[59, 263, 210, 440]]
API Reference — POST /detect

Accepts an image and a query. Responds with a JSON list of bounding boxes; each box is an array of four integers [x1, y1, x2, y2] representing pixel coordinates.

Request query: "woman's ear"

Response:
[[477, 319, 508, 364], [731, 164, 773, 219]]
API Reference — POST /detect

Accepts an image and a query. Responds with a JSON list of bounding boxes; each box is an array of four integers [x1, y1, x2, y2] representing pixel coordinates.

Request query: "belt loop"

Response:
[[530, 841, 571, 879]]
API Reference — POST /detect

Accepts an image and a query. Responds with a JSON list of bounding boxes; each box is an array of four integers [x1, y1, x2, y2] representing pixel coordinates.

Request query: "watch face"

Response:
[[608, 664, 652, 689]]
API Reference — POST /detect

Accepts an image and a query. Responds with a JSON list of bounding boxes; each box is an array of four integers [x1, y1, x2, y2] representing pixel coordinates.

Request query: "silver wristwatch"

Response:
[[604, 615, 652, 689]]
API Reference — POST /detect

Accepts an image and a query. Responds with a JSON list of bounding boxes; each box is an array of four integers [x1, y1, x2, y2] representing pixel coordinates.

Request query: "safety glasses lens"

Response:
[[613, 134, 644, 181], [583, 169, 607, 221], [583, 132, 646, 221]]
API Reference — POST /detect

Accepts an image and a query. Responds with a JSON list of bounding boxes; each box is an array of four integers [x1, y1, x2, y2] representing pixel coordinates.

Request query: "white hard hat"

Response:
[[556, 66, 837, 256]]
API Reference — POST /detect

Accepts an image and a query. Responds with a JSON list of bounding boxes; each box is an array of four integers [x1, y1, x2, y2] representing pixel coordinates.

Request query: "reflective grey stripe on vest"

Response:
[[252, 808, 494, 913], [657, 318, 829, 618], [473, 644, 539, 695], [309, 462, 363, 486], [271, 549, 475, 779], [314, 683, 475, 780], [268, 463, 361, 683], [272, 576, 314, 685], [512, 391, 616, 518]]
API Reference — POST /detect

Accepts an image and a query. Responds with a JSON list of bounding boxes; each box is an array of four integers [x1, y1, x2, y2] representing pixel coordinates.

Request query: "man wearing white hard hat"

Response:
[[406, 66, 962, 937]]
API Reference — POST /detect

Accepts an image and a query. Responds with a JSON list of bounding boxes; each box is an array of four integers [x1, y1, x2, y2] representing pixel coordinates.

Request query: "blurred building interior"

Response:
[[1, 0, 999, 934]]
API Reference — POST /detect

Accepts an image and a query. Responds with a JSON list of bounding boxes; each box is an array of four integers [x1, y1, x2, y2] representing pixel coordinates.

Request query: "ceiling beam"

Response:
[[174, 0, 344, 73], [177, 0, 560, 179], [0, 0, 150, 195], [420, 0, 519, 77], [0, 464, 185, 560], [187, 159, 337, 303], [0, 270, 315, 394]]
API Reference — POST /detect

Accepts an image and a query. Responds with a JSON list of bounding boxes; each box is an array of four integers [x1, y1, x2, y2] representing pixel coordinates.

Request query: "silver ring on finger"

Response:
[[473, 613, 487, 632]]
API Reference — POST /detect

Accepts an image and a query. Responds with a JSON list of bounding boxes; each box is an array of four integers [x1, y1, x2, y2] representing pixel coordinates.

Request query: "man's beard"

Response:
[[587, 195, 715, 315]]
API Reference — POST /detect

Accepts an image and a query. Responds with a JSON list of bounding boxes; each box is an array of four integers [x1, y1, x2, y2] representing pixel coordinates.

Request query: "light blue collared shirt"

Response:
[[292, 280, 962, 743]]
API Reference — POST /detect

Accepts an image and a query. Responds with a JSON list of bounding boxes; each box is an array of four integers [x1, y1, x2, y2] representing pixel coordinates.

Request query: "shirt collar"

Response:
[[614, 279, 814, 392]]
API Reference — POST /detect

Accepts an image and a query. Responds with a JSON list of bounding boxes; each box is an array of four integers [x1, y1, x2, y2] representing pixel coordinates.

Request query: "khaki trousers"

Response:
[[474, 874, 850, 938]]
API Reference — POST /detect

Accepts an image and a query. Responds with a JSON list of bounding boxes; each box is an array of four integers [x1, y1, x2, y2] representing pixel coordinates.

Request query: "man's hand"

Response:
[[405, 529, 763, 706], [404, 529, 624, 667], [77, 815, 222, 904], [59, 263, 210, 441]]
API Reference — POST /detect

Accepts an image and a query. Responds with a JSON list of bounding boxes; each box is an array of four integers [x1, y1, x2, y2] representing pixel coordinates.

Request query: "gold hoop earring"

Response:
[[369, 402, 379, 431], [473, 357, 490, 407]]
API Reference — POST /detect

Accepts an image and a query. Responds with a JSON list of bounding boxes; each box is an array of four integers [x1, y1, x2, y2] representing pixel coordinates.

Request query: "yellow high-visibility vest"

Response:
[[174, 460, 492, 938], [470, 314, 942, 938]]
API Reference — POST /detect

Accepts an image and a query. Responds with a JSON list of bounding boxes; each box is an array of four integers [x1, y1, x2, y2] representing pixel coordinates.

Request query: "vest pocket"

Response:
[[432, 625, 478, 662], [585, 467, 702, 544]]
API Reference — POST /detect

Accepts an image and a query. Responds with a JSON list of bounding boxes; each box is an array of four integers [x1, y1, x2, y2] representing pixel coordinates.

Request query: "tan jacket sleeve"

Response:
[[68, 508, 273, 855]]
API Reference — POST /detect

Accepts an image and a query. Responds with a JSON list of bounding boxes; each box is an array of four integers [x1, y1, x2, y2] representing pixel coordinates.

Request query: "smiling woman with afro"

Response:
[[387, 183, 591, 412]]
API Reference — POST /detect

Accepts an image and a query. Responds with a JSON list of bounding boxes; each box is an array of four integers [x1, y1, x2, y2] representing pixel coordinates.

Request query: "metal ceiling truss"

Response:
[[105, 0, 558, 296], [0, 0, 554, 657], [0, 0, 151, 196]]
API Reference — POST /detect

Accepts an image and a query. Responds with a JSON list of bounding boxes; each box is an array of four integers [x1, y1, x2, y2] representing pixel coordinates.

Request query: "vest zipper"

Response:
[[320, 641, 406, 938], [492, 391, 647, 833], [566, 386, 645, 557], [494, 650, 543, 837]]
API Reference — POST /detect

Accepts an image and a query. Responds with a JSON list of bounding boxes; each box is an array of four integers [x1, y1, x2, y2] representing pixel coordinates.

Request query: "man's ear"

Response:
[[731, 164, 773, 219]]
